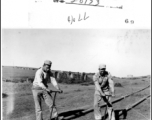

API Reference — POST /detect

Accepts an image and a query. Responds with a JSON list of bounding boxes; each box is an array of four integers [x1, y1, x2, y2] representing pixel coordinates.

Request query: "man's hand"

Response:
[[102, 96, 112, 107], [100, 92, 106, 97], [58, 89, 63, 93], [107, 102, 112, 107], [111, 93, 115, 97], [46, 88, 52, 93]]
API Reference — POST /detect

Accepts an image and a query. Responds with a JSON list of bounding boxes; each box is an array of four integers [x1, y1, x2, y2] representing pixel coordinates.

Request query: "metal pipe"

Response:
[[112, 85, 150, 104], [60, 86, 150, 120], [126, 95, 150, 111], [118, 95, 150, 117], [50, 92, 57, 120], [63, 95, 150, 120]]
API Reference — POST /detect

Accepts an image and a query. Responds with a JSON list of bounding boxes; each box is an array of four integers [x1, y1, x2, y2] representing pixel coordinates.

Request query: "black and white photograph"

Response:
[[2, 29, 151, 120], [1, 0, 151, 119]]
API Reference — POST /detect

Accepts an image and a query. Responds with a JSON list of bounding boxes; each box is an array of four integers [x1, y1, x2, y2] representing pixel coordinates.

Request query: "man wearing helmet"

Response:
[[93, 64, 115, 120]]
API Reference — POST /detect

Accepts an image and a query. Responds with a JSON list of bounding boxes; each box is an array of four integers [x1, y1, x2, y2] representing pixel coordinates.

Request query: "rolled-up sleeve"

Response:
[[50, 77, 58, 86], [93, 73, 99, 82]]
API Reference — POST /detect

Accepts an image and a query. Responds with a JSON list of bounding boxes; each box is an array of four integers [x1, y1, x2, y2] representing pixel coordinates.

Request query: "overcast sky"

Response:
[[2, 29, 151, 77]]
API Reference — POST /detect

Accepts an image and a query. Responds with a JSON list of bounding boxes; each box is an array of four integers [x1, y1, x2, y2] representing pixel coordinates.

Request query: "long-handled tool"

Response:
[[103, 95, 113, 120], [103, 95, 109, 120], [48, 90, 62, 120], [108, 106, 114, 120]]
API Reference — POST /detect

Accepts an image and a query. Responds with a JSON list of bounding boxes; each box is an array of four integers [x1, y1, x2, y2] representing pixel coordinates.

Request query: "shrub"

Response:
[[114, 83, 122, 87], [74, 89, 82, 92], [132, 82, 138, 85]]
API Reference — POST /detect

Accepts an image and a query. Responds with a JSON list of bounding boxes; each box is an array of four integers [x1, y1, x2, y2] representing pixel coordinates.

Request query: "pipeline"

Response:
[[111, 85, 150, 104], [126, 95, 150, 111], [59, 85, 150, 120], [117, 95, 150, 118]]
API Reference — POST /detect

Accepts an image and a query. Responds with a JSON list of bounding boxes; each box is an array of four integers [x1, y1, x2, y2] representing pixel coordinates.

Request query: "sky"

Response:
[[2, 29, 151, 77]]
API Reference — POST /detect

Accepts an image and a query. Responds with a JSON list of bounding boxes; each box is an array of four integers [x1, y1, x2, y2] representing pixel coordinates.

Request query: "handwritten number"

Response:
[[130, 20, 134, 24], [67, 16, 71, 23], [89, 0, 93, 5], [68, 13, 89, 24], [84, 12, 89, 20], [80, 0, 83, 3], [73, 18, 75, 22], [125, 19, 129, 23], [71, 0, 75, 3], [78, 14, 82, 21], [125, 19, 134, 24]]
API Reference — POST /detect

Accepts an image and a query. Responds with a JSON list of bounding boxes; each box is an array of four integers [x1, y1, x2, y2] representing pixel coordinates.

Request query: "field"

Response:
[[2, 67, 151, 120]]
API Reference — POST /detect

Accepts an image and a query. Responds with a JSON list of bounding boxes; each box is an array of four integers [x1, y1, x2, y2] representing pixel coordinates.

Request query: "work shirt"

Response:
[[93, 71, 112, 95], [32, 67, 57, 90]]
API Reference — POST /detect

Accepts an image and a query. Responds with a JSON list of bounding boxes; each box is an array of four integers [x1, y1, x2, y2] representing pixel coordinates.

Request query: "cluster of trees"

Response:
[[3, 77, 34, 83], [3, 71, 95, 84], [53, 71, 93, 84]]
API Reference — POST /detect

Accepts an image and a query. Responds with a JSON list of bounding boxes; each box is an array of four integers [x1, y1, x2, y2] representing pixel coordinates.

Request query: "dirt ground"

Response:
[[2, 77, 150, 120]]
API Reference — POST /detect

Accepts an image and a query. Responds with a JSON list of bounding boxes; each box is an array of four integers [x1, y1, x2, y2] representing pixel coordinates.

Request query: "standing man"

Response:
[[93, 64, 115, 120], [32, 60, 63, 120]]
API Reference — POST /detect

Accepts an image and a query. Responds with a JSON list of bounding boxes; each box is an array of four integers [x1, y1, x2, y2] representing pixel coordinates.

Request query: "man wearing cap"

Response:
[[32, 60, 63, 120], [93, 64, 115, 120]]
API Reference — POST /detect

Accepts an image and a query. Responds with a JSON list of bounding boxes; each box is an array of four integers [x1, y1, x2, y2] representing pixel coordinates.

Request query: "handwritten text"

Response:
[[67, 12, 89, 25]]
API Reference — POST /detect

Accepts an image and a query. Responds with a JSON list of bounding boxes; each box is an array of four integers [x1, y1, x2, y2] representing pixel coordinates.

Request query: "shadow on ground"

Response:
[[59, 108, 92, 120], [57, 108, 127, 120]]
